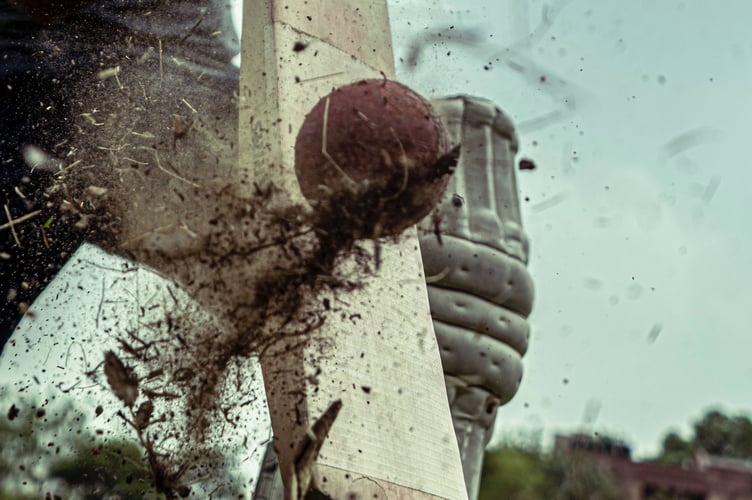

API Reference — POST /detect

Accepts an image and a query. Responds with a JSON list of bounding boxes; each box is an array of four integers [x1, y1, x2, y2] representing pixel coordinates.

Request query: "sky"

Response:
[[386, 0, 752, 458]]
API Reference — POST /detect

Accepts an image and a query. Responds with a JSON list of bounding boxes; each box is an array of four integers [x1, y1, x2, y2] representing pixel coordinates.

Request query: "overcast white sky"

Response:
[[386, 0, 752, 457]]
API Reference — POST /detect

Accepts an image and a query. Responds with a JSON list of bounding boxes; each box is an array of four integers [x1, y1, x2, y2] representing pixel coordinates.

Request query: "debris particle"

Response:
[[647, 323, 663, 344], [7, 404, 19, 421], [518, 158, 537, 170], [134, 400, 154, 430], [663, 127, 720, 158], [97, 66, 121, 80], [702, 176, 721, 203], [103, 351, 139, 408], [584, 278, 603, 290], [86, 186, 108, 197], [531, 192, 567, 212]]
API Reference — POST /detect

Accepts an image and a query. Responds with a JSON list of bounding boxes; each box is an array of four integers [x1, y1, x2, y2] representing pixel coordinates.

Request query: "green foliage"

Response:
[[0, 390, 157, 499], [658, 431, 693, 465], [657, 408, 752, 464], [1, 386, 248, 499], [479, 445, 560, 499], [479, 440, 620, 500], [482, 408, 752, 499], [555, 457, 621, 500], [47, 437, 157, 499]]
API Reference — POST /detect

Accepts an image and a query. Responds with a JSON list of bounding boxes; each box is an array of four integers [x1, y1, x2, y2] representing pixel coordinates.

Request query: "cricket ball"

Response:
[[294, 79, 457, 239]]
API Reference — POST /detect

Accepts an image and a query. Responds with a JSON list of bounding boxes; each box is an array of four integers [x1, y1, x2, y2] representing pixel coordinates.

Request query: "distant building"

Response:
[[556, 434, 752, 500]]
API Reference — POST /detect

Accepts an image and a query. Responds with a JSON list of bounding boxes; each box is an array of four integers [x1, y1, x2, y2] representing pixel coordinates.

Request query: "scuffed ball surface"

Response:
[[295, 79, 455, 238]]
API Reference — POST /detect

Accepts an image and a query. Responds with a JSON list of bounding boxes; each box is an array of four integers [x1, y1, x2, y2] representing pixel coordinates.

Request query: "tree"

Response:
[[1, 387, 249, 498], [657, 409, 752, 464], [480, 408, 752, 499], [0, 392, 156, 499], [47, 437, 159, 499], [479, 438, 621, 500], [479, 445, 561, 499], [555, 457, 621, 500]]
